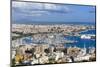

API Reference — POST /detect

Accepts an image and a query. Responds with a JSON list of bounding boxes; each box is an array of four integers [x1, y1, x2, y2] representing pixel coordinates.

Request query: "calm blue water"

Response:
[[22, 29, 96, 49], [64, 29, 96, 48]]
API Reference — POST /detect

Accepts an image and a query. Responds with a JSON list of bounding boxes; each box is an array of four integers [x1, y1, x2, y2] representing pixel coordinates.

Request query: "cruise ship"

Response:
[[80, 34, 95, 39]]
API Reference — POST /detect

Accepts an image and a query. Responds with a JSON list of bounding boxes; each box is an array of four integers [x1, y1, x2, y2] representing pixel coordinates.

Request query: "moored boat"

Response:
[[80, 34, 95, 39]]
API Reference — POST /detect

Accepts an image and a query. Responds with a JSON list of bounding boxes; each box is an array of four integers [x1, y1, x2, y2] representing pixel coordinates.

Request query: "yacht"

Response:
[[81, 35, 91, 39], [80, 34, 95, 39]]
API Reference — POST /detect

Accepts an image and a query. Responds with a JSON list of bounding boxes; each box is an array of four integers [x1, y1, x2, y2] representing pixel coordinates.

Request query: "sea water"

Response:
[[64, 29, 96, 48]]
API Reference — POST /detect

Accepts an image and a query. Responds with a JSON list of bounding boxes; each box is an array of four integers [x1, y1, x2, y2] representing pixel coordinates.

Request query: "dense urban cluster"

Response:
[[12, 24, 95, 34], [11, 24, 96, 66], [12, 44, 95, 65]]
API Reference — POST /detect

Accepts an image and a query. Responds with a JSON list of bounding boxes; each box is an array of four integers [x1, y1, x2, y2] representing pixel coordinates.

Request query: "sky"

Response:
[[12, 1, 96, 24]]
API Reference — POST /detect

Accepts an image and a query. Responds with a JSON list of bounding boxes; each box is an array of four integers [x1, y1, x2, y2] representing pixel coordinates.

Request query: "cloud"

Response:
[[44, 3, 59, 10], [12, 1, 45, 16], [44, 3, 70, 13], [12, 1, 27, 8], [23, 11, 49, 16], [12, 1, 44, 10], [12, 1, 71, 18], [12, 1, 70, 12]]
